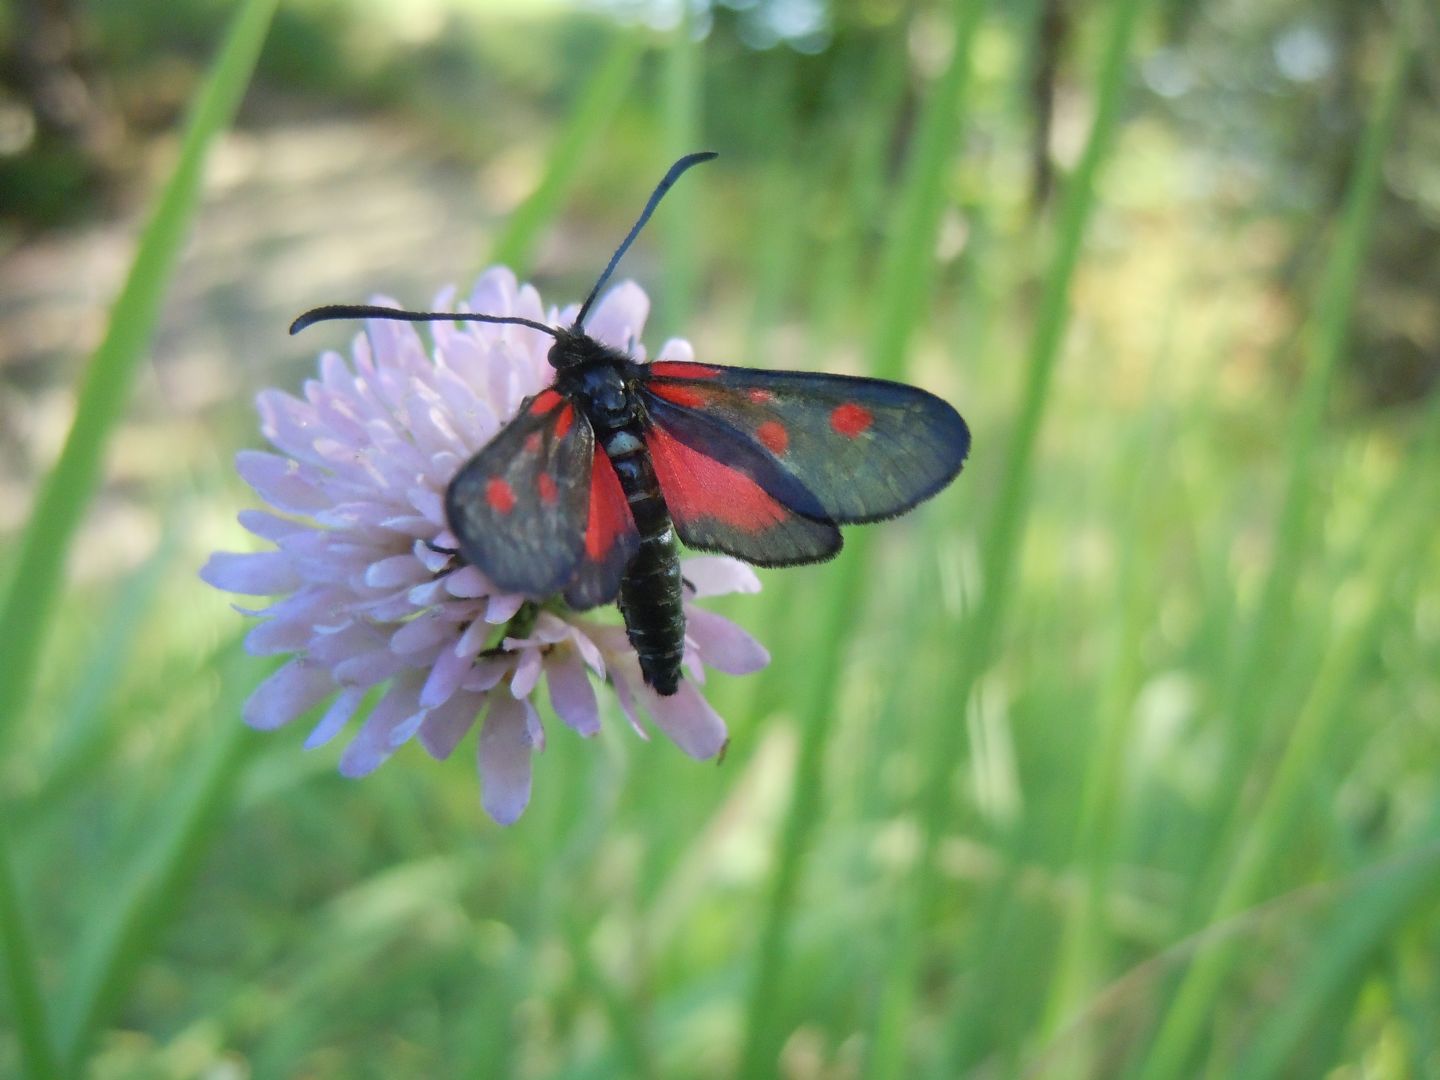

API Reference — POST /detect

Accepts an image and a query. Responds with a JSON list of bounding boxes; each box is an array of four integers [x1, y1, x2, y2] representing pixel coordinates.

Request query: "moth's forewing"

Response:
[[445, 389, 594, 597]]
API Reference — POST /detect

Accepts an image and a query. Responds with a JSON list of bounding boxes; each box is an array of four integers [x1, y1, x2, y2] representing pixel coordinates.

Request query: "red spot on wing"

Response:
[[747, 388, 774, 403], [649, 382, 710, 408], [830, 402, 873, 438], [554, 404, 576, 439], [649, 362, 723, 379], [530, 389, 563, 416], [648, 425, 789, 533], [486, 478, 516, 514], [538, 473, 558, 504], [757, 420, 789, 455], [585, 454, 633, 560], [524, 432, 543, 453]]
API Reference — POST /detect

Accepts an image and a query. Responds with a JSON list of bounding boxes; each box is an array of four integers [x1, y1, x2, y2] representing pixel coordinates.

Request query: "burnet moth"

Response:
[[291, 152, 970, 695]]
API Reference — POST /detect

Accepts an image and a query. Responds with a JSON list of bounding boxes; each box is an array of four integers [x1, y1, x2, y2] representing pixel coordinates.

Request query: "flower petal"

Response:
[[656, 338, 695, 363], [365, 554, 429, 590], [244, 616, 311, 657], [419, 690, 485, 760], [200, 551, 300, 596], [243, 658, 334, 731], [238, 509, 309, 542], [235, 450, 331, 513], [609, 666, 649, 740], [546, 647, 599, 736], [585, 281, 650, 352], [485, 593, 525, 624], [639, 678, 729, 760], [420, 643, 473, 708], [304, 686, 366, 749], [509, 645, 543, 698], [444, 566, 490, 598], [682, 556, 762, 598], [478, 694, 533, 825], [390, 612, 451, 655], [686, 608, 770, 675], [339, 675, 424, 777]]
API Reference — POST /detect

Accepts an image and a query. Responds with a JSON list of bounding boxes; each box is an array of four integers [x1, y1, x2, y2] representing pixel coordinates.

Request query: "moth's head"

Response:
[[546, 327, 614, 372]]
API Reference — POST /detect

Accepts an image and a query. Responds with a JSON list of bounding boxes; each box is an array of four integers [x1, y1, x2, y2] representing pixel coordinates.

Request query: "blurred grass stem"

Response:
[[1139, 24, 1415, 1077], [487, 31, 645, 271], [0, 0, 278, 749], [870, 0, 1151, 1071], [735, 2, 984, 1073]]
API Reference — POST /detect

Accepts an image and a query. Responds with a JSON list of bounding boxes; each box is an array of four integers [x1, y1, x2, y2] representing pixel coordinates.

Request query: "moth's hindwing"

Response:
[[643, 361, 970, 527], [641, 393, 842, 566], [445, 389, 594, 597]]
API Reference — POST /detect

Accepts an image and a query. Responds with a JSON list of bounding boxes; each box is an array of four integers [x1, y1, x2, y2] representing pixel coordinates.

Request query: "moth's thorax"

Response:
[[550, 329, 640, 429]]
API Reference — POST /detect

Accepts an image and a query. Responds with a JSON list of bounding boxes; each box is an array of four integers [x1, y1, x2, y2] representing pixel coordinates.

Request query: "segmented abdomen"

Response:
[[600, 426, 685, 695]]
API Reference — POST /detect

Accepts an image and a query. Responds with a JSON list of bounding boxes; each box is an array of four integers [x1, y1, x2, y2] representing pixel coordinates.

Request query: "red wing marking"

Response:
[[757, 420, 789, 455], [538, 474, 558, 504], [529, 389, 563, 416], [747, 388, 774, 403], [485, 478, 516, 514], [830, 402, 873, 438], [554, 404, 576, 439], [585, 454, 633, 560], [649, 382, 709, 408], [649, 362, 723, 379], [524, 432, 543, 453], [647, 425, 789, 533]]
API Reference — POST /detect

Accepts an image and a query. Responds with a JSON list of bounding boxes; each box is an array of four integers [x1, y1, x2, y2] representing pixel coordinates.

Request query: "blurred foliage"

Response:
[[2, 0, 1440, 1078]]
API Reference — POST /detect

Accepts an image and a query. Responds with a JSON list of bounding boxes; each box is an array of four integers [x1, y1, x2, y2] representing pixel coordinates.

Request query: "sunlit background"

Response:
[[2, 0, 1439, 1076]]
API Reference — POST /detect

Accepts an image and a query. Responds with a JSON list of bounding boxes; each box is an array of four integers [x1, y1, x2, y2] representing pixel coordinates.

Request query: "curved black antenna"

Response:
[[289, 304, 558, 338], [572, 150, 717, 329]]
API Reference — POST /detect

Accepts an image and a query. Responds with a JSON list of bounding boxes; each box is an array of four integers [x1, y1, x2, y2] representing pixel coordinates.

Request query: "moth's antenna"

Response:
[[573, 150, 717, 330], [290, 304, 558, 338]]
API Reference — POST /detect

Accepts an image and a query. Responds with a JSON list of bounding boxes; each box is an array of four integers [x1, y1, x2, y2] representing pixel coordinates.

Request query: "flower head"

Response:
[[202, 269, 768, 824]]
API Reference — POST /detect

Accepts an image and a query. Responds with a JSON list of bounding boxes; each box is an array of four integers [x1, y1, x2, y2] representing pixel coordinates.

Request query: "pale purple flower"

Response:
[[202, 269, 769, 825]]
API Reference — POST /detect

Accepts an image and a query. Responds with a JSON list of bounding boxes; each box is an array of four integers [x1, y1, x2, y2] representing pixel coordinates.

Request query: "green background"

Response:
[[2, 0, 1439, 1076]]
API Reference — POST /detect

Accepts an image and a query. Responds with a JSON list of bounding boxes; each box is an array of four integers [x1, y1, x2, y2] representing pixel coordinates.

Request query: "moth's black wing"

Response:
[[640, 361, 969, 533], [445, 389, 594, 598]]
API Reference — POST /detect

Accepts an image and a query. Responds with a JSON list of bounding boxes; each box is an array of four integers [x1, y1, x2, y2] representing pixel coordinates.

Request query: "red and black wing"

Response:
[[643, 396, 842, 565], [446, 389, 600, 598], [563, 452, 640, 609], [640, 361, 968, 561]]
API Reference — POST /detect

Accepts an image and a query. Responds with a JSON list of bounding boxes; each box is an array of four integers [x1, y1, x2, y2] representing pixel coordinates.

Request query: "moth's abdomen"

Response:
[[619, 542, 685, 695], [602, 426, 685, 695]]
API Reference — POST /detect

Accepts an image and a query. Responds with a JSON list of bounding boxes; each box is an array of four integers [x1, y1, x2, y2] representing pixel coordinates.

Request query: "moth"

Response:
[[291, 152, 970, 695]]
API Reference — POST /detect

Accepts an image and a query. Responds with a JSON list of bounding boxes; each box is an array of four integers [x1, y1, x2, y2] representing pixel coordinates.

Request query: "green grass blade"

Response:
[[15, 529, 177, 823], [1139, 26, 1415, 1076], [656, 1, 703, 341], [0, 0, 279, 750], [56, 642, 263, 1070], [869, 0, 1151, 1072], [1194, 10, 1418, 884], [0, 822, 62, 1080], [735, 5, 984, 1074], [1042, 301, 1181, 1038], [487, 30, 646, 270], [1239, 838, 1440, 1079]]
